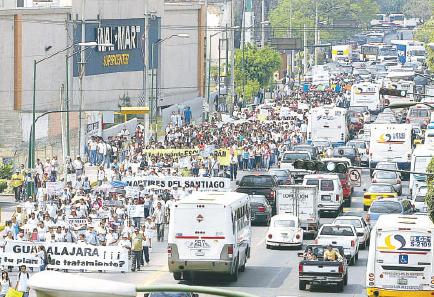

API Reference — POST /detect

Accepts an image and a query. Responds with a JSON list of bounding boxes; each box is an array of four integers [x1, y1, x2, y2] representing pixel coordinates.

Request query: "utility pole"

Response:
[[261, 0, 265, 48], [314, 1, 318, 66], [303, 24, 307, 75], [288, 0, 292, 79], [241, 0, 246, 95], [143, 1, 150, 144], [229, 0, 235, 115], [78, 0, 86, 158]]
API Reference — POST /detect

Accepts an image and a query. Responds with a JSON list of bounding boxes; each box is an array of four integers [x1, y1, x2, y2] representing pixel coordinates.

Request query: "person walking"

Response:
[[11, 170, 24, 202], [153, 202, 165, 242], [36, 245, 48, 271], [15, 265, 30, 297], [0, 271, 11, 297], [131, 228, 143, 272]]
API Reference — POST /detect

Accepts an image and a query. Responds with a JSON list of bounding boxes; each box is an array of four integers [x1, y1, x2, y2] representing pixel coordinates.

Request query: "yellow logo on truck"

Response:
[[378, 234, 397, 250]]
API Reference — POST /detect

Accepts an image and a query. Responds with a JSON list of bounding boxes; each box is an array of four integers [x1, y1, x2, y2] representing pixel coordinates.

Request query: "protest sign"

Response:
[[67, 218, 89, 231], [2, 241, 129, 272], [128, 205, 145, 218], [46, 182, 64, 197], [123, 176, 230, 191]]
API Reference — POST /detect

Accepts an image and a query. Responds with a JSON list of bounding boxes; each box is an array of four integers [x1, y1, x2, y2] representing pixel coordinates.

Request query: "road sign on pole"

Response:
[[348, 168, 361, 187]]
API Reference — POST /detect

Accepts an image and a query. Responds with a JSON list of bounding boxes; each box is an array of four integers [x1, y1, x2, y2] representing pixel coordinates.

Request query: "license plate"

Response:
[[322, 195, 331, 201], [281, 233, 288, 237], [397, 278, 408, 285], [188, 240, 210, 249]]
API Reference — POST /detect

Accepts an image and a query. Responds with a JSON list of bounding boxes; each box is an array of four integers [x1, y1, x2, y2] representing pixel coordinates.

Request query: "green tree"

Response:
[[234, 44, 281, 99], [403, 0, 434, 22], [414, 17, 434, 71], [269, 0, 379, 44], [425, 157, 434, 222], [376, 0, 406, 14]]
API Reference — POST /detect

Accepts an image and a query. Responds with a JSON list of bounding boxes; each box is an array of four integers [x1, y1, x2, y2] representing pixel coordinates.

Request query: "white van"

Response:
[[167, 192, 251, 282], [302, 174, 343, 216], [366, 214, 434, 297], [409, 144, 434, 195]]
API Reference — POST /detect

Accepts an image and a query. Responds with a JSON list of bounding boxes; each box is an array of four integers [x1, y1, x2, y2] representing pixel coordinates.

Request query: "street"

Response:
[[67, 168, 388, 297]]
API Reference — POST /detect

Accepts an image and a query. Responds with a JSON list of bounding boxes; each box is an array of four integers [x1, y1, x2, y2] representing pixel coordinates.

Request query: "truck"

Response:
[[369, 123, 413, 171], [276, 185, 319, 236], [298, 245, 349, 292], [236, 174, 279, 213], [331, 45, 352, 62]]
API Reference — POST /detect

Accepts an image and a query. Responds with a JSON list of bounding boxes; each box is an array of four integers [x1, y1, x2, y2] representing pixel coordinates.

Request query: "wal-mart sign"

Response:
[[73, 18, 160, 76]]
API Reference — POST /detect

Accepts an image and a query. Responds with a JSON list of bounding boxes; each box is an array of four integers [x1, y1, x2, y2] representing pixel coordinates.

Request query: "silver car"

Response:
[[372, 171, 402, 195]]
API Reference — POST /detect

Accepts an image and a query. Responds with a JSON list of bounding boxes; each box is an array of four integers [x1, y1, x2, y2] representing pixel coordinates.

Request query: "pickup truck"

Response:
[[279, 151, 313, 184], [236, 174, 278, 213], [315, 224, 359, 265], [298, 245, 348, 292]]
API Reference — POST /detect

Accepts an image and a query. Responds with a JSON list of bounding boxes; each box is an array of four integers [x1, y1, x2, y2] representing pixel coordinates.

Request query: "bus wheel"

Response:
[[173, 272, 181, 281], [229, 259, 239, 282]]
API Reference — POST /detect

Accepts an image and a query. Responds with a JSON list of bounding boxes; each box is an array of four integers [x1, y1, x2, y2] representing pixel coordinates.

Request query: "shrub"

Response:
[[426, 157, 434, 223], [0, 179, 8, 193], [0, 163, 12, 179]]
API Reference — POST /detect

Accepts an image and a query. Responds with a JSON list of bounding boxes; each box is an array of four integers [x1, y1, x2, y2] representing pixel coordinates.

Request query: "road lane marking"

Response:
[[257, 236, 266, 247], [142, 269, 167, 286]]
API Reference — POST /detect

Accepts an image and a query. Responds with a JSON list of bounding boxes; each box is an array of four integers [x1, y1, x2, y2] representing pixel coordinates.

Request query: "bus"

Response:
[[307, 105, 348, 146], [168, 192, 251, 282], [382, 79, 416, 105], [409, 144, 434, 195], [389, 13, 405, 26], [366, 32, 384, 44], [350, 82, 382, 113], [367, 214, 434, 297], [378, 45, 397, 63]]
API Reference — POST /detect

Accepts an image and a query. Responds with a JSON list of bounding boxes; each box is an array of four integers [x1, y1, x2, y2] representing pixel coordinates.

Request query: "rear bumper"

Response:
[[300, 275, 344, 284], [251, 213, 269, 223], [168, 259, 234, 273], [367, 288, 434, 297], [318, 204, 341, 212], [266, 240, 302, 247]]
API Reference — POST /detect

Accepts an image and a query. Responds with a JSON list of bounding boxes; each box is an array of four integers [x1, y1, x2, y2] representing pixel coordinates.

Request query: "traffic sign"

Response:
[[348, 168, 361, 187]]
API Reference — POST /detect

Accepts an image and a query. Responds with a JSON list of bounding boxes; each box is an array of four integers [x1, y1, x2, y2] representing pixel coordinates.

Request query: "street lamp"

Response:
[[150, 33, 189, 137], [29, 42, 111, 169]]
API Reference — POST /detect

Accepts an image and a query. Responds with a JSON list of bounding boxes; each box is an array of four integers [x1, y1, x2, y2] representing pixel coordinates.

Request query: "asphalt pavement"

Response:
[[52, 168, 403, 297]]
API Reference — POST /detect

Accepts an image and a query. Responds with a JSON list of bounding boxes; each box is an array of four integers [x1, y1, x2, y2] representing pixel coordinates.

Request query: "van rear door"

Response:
[[172, 205, 231, 260], [374, 230, 432, 290]]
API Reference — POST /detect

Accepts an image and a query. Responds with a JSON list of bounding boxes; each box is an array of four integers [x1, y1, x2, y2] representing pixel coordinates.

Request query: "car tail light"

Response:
[[397, 179, 401, 184], [299, 263, 303, 273], [258, 206, 266, 212], [168, 246, 172, 257], [295, 234, 301, 240], [268, 234, 272, 239], [351, 240, 355, 247], [339, 263, 344, 273], [227, 244, 234, 258], [336, 194, 340, 201]]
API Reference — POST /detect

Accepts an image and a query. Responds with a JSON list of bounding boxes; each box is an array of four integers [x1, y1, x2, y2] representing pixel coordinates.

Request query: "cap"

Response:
[[134, 227, 139, 231]]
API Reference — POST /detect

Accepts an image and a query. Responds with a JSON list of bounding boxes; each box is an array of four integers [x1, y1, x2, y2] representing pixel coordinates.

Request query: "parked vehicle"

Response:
[[412, 186, 428, 213], [279, 151, 313, 184], [276, 185, 319, 236], [266, 214, 303, 249], [249, 195, 272, 226], [315, 224, 359, 265], [168, 192, 251, 282], [298, 245, 348, 292], [333, 216, 370, 249], [366, 214, 434, 297], [331, 146, 361, 166], [236, 174, 279, 212], [303, 174, 344, 216]]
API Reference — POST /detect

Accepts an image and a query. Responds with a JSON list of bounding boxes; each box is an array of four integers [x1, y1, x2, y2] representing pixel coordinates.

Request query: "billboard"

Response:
[[73, 18, 160, 76], [397, 44, 406, 64]]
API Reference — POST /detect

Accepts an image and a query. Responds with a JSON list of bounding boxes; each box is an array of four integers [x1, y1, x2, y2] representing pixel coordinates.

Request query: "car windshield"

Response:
[[282, 153, 310, 161], [274, 220, 296, 227], [347, 141, 366, 149], [376, 163, 397, 170], [370, 202, 402, 213], [313, 141, 329, 147], [334, 219, 362, 228], [320, 226, 354, 236], [269, 170, 287, 177], [240, 176, 274, 187], [368, 185, 393, 193], [250, 196, 267, 203], [409, 109, 430, 118], [375, 171, 397, 179], [415, 196, 426, 202]]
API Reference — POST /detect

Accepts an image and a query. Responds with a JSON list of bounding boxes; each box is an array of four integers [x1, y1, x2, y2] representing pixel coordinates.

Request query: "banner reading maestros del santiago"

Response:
[[1, 240, 129, 272]]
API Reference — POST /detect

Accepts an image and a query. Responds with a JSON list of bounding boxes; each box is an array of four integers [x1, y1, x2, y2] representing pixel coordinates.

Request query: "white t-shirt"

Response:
[[16, 272, 29, 292]]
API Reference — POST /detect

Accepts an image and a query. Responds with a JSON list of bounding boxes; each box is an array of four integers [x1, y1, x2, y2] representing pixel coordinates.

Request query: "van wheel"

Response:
[[343, 273, 348, 285], [173, 272, 181, 281], [239, 252, 247, 272], [337, 281, 344, 292], [228, 259, 239, 282], [299, 280, 307, 290], [350, 256, 355, 266]]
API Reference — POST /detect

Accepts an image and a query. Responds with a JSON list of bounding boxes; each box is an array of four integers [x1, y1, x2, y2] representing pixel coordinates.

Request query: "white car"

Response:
[[266, 214, 303, 249], [333, 216, 370, 249], [412, 186, 428, 213], [315, 224, 359, 265]]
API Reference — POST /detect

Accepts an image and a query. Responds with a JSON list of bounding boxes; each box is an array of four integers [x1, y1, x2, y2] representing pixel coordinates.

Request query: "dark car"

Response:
[[332, 146, 361, 166], [290, 144, 319, 160], [268, 169, 293, 185], [249, 195, 272, 225], [236, 174, 279, 213]]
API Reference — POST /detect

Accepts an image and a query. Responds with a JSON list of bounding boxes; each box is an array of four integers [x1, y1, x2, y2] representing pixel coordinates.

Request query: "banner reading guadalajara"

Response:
[[123, 176, 230, 191], [1, 241, 129, 272]]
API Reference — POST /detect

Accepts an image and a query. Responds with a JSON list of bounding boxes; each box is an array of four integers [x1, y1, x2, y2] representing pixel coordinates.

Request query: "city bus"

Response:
[[350, 82, 382, 113], [367, 214, 434, 297], [168, 192, 251, 282], [307, 105, 348, 146]]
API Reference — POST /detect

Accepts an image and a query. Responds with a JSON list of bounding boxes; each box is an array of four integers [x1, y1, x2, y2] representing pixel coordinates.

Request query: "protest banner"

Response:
[[123, 176, 230, 191], [2, 241, 129, 272], [141, 148, 233, 166], [67, 218, 89, 231], [46, 181, 64, 197]]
